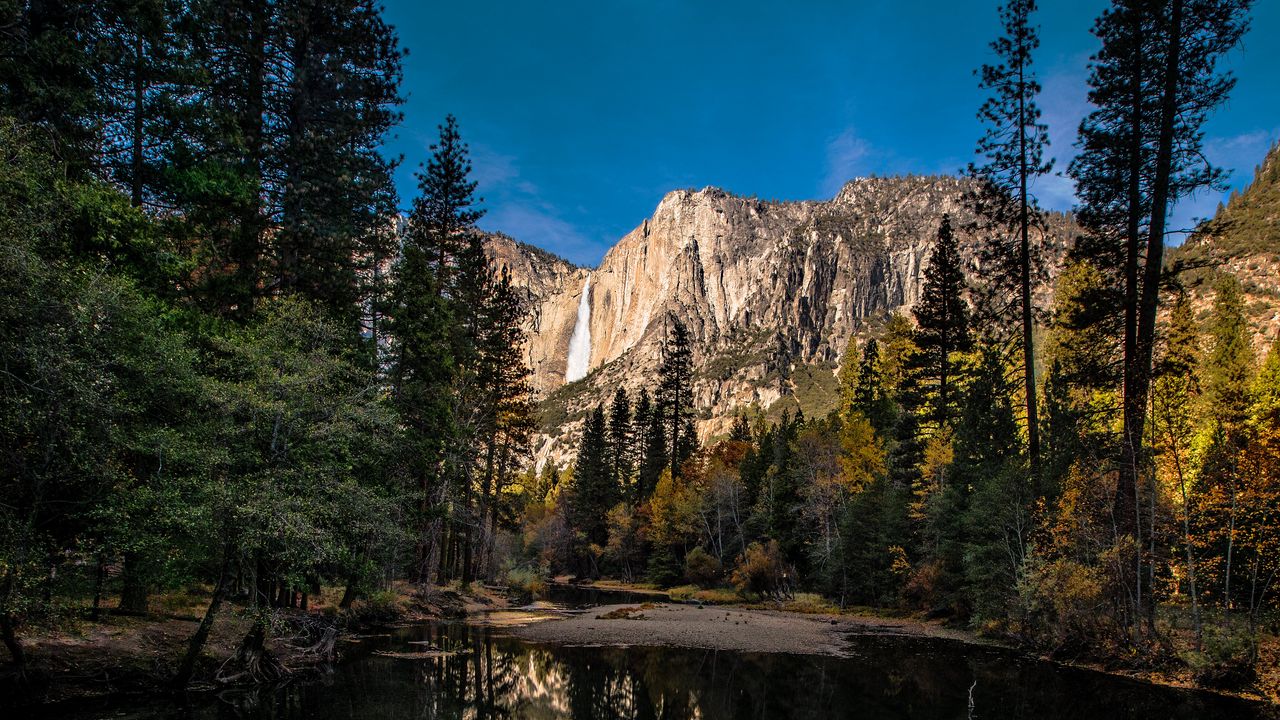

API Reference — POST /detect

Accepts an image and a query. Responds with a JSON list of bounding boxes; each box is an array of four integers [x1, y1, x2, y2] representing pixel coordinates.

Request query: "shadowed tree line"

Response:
[[1, 0, 532, 689]]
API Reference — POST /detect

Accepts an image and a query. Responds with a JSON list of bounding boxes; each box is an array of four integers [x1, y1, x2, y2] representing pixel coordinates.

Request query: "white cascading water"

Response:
[[564, 276, 592, 382]]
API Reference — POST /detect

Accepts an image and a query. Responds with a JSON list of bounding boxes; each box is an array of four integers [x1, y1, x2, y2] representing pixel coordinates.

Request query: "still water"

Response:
[[48, 600, 1272, 720]]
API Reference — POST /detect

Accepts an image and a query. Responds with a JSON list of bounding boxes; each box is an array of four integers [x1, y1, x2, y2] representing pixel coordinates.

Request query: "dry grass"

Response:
[[668, 585, 740, 604]]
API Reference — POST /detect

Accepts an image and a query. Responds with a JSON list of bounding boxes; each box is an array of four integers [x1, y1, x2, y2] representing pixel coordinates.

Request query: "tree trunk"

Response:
[[91, 556, 106, 621], [1225, 486, 1237, 608], [469, 439, 497, 584], [224, 618, 283, 684], [230, 2, 268, 320], [339, 571, 359, 609], [1168, 421, 1202, 648], [1017, 57, 1040, 477], [1, 568, 25, 675], [0, 612, 23, 678], [173, 546, 231, 689], [119, 552, 150, 614], [1131, 0, 1184, 633], [1115, 5, 1147, 543]]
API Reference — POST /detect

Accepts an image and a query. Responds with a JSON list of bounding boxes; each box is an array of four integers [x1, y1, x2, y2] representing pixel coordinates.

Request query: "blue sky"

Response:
[[380, 0, 1280, 267]]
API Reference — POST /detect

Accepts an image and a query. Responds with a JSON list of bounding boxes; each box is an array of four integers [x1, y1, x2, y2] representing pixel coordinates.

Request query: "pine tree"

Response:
[[471, 268, 535, 580], [96, 0, 196, 209], [184, 0, 277, 320], [569, 405, 614, 548], [1252, 336, 1280, 430], [409, 114, 483, 296], [756, 411, 805, 569], [1070, 2, 1251, 607], [638, 404, 667, 504], [1204, 275, 1254, 429], [659, 314, 696, 479], [968, 0, 1052, 474], [274, 0, 403, 326], [837, 335, 862, 415], [955, 344, 1027, 620], [390, 115, 484, 583], [854, 339, 896, 434], [607, 387, 634, 495], [1152, 290, 1203, 644], [911, 215, 973, 430], [0, 0, 104, 175]]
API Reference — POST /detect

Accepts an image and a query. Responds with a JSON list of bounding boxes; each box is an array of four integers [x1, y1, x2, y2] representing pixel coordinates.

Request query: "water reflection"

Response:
[[56, 620, 1269, 720]]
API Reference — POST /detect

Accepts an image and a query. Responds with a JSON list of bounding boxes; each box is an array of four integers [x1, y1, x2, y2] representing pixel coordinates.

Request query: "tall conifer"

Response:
[[968, 0, 1052, 473], [911, 215, 973, 430]]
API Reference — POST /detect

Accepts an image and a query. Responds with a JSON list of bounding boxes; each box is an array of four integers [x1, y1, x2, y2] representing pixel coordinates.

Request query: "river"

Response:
[[38, 592, 1271, 719]]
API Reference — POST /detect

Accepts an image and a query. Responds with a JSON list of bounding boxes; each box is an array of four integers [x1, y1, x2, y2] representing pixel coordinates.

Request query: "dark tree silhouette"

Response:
[[911, 215, 973, 429], [968, 0, 1052, 474]]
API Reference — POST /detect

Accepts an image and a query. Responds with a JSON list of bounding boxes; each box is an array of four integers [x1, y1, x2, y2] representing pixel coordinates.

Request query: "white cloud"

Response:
[[1035, 63, 1092, 213], [483, 204, 600, 265], [463, 144, 604, 265], [821, 128, 871, 197], [468, 143, 519, 190], [1204, 129, 1280, 182]]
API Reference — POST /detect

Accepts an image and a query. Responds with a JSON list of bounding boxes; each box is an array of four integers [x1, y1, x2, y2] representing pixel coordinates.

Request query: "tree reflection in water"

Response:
[[59, 621, 1271, 720]]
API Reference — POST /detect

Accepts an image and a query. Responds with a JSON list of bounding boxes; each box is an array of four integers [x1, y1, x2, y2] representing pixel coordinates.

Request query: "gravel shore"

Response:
[[509, 603, 896, 657]]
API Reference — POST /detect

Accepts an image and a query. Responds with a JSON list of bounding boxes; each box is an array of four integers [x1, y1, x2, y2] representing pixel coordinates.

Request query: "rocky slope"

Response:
[[1169, 140, 1280, 352], [485, 175, 1077, 469]]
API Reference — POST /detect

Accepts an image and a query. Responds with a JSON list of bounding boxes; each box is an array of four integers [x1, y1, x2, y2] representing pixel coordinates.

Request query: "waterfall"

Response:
[[564, 276, 592, 382]]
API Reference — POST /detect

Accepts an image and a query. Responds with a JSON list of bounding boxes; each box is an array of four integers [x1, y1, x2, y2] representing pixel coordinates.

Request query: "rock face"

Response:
[[1169, 140, 1280, 353], [484, 175, 1077, 469], [483, 233, 587, 393]]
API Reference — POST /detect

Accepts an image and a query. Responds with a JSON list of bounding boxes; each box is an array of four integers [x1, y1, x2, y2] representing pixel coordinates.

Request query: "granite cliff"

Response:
[[484, 175, 1077, 468]]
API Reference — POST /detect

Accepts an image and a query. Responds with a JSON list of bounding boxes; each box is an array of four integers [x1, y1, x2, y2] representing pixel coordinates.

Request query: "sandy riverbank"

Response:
[[508, 601, 981, 657]]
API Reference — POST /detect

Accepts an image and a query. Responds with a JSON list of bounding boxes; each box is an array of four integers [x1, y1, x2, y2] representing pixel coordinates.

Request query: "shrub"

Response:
[[646, 546, 684, 588], [730, 541, 792, 600], [504, 566, 547, 604], [1013, 555, 1112, 655], [1184, 623, 1259, 689], [786, 593, 838, 614], [902, 558, 944, 612], [348, 588, 404, 625], [669, 585, 738, 604], [684, 547, 722, 588]]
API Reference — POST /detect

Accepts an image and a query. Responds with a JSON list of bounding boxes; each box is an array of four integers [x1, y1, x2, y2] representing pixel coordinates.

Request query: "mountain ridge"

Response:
[[485, 174, 1078, 468], [483, 156, 1279, 468]]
